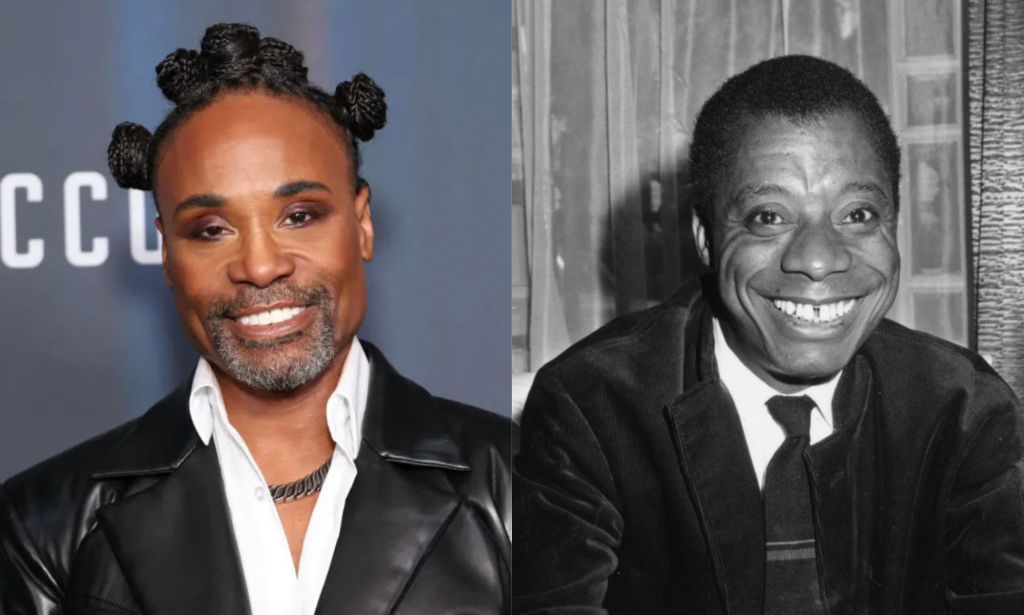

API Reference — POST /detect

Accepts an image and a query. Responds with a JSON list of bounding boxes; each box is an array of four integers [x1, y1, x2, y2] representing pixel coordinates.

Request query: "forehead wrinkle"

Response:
[[728, 183, 793, 208], [759, 150, 876, 199]]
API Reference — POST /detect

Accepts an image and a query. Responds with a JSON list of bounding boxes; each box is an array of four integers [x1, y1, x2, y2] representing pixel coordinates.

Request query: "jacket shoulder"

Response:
[[3, 416, 141, 520], [868, 319, 1011, 394], [538, 280, 700, 385], [430, 398, 513, 545], [433, 398, 513, 455], [0, 415, 142, 594], [866, 319, 1018, 431], [1, 382, 190, 581]]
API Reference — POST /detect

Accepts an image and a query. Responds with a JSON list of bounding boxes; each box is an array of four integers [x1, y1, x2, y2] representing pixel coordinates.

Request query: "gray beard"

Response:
[[207, 284, 338, 392]]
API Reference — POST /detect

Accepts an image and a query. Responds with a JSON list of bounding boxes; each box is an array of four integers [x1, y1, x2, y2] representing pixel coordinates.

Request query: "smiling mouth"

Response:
[[235, 306, 308, 327], [770, 297, 858, 324]]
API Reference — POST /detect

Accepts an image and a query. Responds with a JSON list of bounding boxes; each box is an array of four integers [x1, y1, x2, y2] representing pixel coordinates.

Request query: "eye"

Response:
[[193, 224, 229, 240], [745, 208, 786, 227], [283, 209, 316, 227], [841, 206, 878, 225]]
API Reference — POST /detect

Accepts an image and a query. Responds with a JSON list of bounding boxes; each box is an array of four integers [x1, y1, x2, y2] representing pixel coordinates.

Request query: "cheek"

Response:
[[851, 231, 900, 282], [716, 233, 782, 291], [163, 247, 227, 325]]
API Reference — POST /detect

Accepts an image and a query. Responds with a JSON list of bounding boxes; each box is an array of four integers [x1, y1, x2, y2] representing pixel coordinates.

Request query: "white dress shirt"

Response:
[[189, 336, 370, 615], [712, 318, 838, 490]]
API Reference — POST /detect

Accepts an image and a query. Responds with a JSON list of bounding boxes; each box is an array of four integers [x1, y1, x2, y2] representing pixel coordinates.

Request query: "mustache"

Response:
[[206, 283, 333, 320]]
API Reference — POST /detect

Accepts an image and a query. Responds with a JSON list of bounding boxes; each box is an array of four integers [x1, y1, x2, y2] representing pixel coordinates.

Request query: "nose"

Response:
[[780, 219, 853, 281], [227, 229, 295, 287]]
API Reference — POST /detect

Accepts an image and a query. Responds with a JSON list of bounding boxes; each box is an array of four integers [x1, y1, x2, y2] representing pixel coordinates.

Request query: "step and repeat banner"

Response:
[[0, 0, 511, 478]]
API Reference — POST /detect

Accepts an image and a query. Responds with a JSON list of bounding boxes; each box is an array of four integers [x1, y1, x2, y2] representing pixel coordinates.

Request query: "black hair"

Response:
[[689, 55, 900, 230], [107, 23, 386, 199]]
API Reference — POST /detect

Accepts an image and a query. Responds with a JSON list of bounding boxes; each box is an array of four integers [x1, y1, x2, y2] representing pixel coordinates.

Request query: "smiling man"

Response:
[[0, 24, 511, 615], [513, 56, 1024, 614]]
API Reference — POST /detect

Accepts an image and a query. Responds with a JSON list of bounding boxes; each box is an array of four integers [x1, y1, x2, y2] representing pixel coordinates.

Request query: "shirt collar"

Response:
[[189, 336, 370, 460], [712, 317, 838, 426]]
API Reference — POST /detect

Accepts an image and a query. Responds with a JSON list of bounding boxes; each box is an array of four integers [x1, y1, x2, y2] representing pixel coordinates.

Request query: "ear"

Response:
[[692, 212, 711, 267], [354, 182, 374, 262], [155, 216, 172, 287]]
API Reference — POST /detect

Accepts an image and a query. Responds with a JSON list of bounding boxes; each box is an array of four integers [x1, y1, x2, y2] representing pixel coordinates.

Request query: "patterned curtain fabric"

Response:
[[513, 0, 968, 405], [969, 0, 1024, 396]]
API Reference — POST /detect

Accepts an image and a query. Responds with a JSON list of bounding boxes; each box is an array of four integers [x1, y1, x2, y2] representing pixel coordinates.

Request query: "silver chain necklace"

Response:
[[267, 456, 332, 504]]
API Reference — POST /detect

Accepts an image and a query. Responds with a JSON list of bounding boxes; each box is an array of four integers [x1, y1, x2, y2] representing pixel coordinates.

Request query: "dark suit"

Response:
[[513, 279, 1024, 614], [0, 343, 512, 615]]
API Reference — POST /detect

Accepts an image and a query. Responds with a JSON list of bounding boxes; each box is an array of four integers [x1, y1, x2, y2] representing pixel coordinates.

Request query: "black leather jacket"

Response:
[[0, 343, 513, 614]]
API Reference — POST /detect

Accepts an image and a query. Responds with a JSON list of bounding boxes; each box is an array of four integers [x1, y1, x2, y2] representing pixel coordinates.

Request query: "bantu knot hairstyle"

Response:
[[108, 22, 387, 195], [688, 55, 899, 230]]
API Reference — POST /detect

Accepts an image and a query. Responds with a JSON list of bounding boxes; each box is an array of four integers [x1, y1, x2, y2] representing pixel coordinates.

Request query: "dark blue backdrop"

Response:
[[0, 0, 511, 479]]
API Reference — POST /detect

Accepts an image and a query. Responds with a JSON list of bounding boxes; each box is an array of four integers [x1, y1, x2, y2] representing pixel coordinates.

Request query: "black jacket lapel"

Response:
[[665, 380, 766, 615], [96, 441, 250, 615], [805, 354, 880, 614], [88, 382, 250, 615], [314, 343, 469, 615], [313, 452, 463, 615], [665, 297, 765, 614]]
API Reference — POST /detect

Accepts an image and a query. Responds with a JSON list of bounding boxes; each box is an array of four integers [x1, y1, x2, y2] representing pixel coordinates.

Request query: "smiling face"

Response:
[[154, 92, 373, 393], [694, 112, 899, 392]]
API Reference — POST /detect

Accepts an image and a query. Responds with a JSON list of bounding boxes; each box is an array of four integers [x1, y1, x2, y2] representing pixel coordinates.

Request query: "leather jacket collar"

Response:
[[91, 340, 470, 480]]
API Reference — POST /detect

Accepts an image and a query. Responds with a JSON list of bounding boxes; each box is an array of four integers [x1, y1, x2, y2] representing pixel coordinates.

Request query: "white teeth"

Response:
[[770, 298, 856, 324], [237, 306, 305, 327]]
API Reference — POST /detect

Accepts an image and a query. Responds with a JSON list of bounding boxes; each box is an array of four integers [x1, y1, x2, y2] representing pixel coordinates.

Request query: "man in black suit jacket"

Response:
[[513, 56, 1024, 613], [0, 24, 511, 614]]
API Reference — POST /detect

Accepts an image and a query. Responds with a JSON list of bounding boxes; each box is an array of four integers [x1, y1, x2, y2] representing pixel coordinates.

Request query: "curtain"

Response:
[[513, 0, 969, 406], [969, 0, 1024, 396]]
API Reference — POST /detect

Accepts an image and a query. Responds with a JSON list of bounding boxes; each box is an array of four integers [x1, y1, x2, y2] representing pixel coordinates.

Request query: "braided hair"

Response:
[[107, 23, 386, 198]]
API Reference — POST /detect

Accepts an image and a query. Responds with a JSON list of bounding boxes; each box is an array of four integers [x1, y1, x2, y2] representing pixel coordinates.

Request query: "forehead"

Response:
[[718, 112, 888, 203], [155, 92, 351, 209]]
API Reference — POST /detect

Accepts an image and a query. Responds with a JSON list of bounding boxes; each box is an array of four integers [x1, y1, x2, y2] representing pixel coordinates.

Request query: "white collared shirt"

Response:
[[712, 318, 838, 490], [189, 337, 370, 615]]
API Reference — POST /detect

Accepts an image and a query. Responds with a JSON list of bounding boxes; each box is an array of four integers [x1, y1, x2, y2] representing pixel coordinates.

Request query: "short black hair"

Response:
[[107, 23, 386, 202], [689, 55, 900, 230]]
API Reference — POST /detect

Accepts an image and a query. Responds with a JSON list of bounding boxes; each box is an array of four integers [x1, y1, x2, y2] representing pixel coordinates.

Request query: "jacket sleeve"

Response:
[[945, 370, 1024, 614], [512, 370, 623, 614], [0, 483, 63, 615]]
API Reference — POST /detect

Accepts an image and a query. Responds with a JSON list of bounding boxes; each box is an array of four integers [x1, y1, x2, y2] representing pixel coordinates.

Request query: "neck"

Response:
[[212, 343, 351, 483], [717, 320, 834, 395]]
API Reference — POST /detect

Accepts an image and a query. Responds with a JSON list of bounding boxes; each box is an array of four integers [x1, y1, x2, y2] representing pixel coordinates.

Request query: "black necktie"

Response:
[[763, 394, 824, 614]]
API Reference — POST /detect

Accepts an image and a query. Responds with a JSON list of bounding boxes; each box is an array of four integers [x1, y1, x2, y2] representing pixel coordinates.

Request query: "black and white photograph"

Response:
[[514, 0, 1024, 613]]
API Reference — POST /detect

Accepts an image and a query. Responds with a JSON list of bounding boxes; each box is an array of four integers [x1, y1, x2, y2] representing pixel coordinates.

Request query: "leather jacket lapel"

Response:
[[314, 452, 463, 615], [91, 383, 197, 480], [95, 441, 250, 615], [358, 343, 470, 472], [314, 343, 470, 614], [85, 381, 251, 615]]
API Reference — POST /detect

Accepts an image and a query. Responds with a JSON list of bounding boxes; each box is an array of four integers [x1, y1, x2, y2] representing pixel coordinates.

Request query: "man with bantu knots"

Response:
[[0, 23, 511, 615]]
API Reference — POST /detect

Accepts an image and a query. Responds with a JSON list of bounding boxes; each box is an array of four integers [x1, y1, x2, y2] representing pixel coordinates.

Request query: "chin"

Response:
[[770, 351, 849, 384]]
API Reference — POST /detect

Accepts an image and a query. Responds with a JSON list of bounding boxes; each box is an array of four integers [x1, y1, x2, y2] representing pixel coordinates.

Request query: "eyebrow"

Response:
[[728, 184, 792, 207], [173, 180, 332, 214], [728, 181, 890, 207], [174, 193, 225, 213], [274, 180, 332, 198]]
